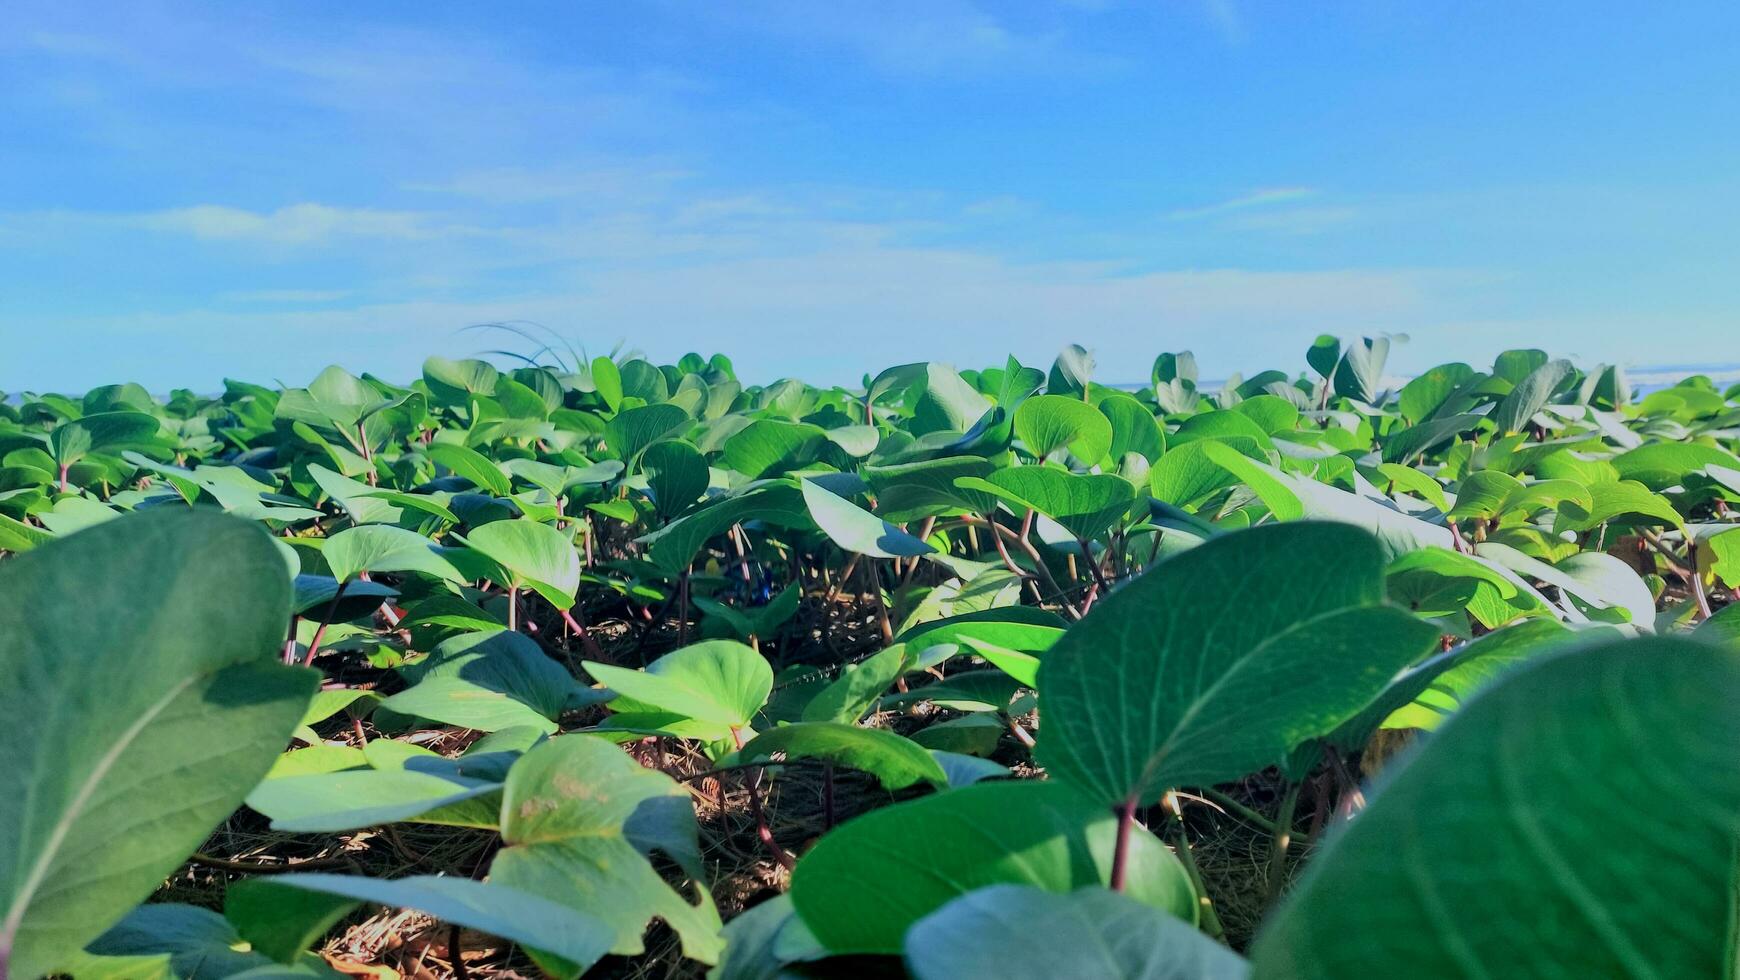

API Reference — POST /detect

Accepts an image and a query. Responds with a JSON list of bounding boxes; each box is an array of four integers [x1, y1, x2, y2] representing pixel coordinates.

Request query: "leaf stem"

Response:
[[1264, 780, 1303, 903], [302, 580, 350, 666], [1109, 795, 1139, 892], [1162, 791, 1226, 941]]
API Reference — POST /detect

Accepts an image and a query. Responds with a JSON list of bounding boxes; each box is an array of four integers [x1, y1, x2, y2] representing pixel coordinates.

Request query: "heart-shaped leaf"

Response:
[[585, 640, 772, 730], [1036, 522, 1440, 808], [0, 510, 316, 979], [490, 735, 723, 964], [1250, 637, 1740, 978], [789, 780, 1196, 954], [461, 519, 581, 609], [904, 885, 1249, 980]]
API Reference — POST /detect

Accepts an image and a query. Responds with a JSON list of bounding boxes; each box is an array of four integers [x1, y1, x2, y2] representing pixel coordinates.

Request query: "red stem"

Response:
[[1109, 795, 1139, 892]]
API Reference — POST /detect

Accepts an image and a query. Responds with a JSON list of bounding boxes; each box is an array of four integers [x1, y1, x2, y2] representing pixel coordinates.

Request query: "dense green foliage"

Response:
[[1, 339, 1737, 978]]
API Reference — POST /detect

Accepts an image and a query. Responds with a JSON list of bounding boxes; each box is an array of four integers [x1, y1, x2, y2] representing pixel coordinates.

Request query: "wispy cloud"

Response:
[[132, 204, 440, 244], [1199, 0, 1246, 45], [693, 0, 1126, 77], [1167, 187, 1319, 220]]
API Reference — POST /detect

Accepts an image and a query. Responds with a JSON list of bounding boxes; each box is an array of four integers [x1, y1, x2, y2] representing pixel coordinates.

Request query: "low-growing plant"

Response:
[[0, 340, 1736, 978]]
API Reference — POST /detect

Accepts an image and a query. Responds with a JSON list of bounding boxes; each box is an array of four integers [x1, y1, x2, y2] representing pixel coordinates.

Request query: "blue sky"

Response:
[[3, 1, 1737, 392]]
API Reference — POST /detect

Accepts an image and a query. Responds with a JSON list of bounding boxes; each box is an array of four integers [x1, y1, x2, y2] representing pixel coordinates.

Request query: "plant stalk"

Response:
[[1162, 791, 1226, 941], [1109, 795, 1139, 892], [1265, 780, 1303, 903]]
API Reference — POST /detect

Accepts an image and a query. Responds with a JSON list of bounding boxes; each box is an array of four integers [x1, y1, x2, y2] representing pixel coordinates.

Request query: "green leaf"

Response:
[[491, 735, 723, 963], [721, 419, 825, 479], [957, 468, 1135, 541], [49, 411, 161, 467], [0, 510, 315, 980], [1098, 393, 1166, 463], [1014, 394, 1113, 463], [1036, 522, 1439, 807], [321, 524, 463, 584], [229, 874, 615, 977], [267, 745, 369, 778], [643, 441, 709, 522], [898, 606, 1067, 654], [1612, 441, 1740, 491], [605, 403, 690, 463], [1385, 546, 1517, 618], [586, 640, 772, 729], [635, 481, 807, 575], [904, 885, 1249, 980], [1380, 618, 1586, 731], [383, 629, 581, 733], [591, 356, 624, 412], [426, 441, 512, 497], [1380, 413, 1480, 465], [862, 456, 998, 523], [800, 644, 912, 723], [705, 894, 826, 980], [1332, 336, 1388, 403], [960, 637, 1040, 687], [1490, 357, 1572, 434], [1695, 602, 1740, 647], [1555, 479, 1686, 533], [799, 478, 935, 558], [789, 780, 1196, 955], [460, 519, 581, 609], [1374, 463, 1449, 512], [246, 768, 499, 832], [422, 356, 499, 404], [1196, 440, 1304, 521], [1250, 637, 1740, 978], [1397, 362, 1475, 422], [83, 903, 324, 980], [737, 722, 947, 790]]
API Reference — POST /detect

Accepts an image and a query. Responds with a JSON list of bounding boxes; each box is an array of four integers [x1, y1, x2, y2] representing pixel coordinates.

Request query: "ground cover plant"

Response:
[[2, 337, 1738, 978]]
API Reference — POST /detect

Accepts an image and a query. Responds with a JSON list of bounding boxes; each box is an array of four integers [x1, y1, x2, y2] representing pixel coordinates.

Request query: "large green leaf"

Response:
[[383, 628, 582, 733], [636, 481, 808, 575], [1036, 522, 1439, 807], [585, 640, 772, 730], [799, 477, 934, 558], [320, 524, 463, 584], [1490, 357, 1572, 434], [490, 735, 723, 963], [1250, 637, 1740, 978], [48, 411, 161, 468], [605, 403, 690, 463], [426, 441, 512, 497], [643, 440, 709, 522], [1014, 394, 1112, 463], [81, 903, 330, 979], [735, 722, 947, 790], [1612, 441, 1740, 491], [861, 456, 998, 522], [904, 885, 1249, 980], [957, 468, 1134, 541], [460, 518, 581, 609], [1380, 618, 1586, 731], [721, 419, 825, 479], [789, 780, 1196, 955], [245, 769, 500, 832], [0, 510, 315, 979], [228, 874, 615, 977]]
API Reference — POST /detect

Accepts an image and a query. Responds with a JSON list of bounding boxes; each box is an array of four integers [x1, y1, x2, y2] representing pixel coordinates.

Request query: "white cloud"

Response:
[[132, 204, 439, 244], [1167, 187, 1319, 220], [696, 0, 1125, 77]]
